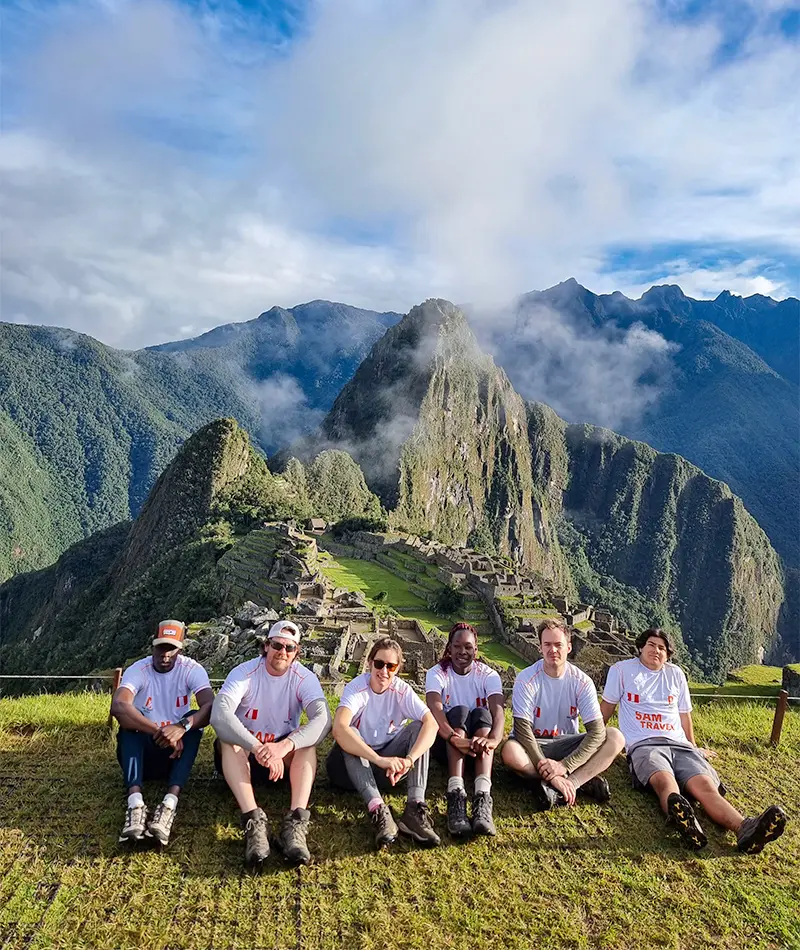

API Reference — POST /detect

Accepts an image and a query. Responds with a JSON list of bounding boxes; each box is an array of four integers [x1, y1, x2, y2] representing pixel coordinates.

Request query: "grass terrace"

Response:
[[2, 692, 798, 950]]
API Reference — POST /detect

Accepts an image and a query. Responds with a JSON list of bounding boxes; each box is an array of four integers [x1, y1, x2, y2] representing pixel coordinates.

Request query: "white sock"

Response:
[[474, 775, 492, 796], [127, 792, 144, 808], [162, 793, 178, 810], [447, 776, 465, 794]]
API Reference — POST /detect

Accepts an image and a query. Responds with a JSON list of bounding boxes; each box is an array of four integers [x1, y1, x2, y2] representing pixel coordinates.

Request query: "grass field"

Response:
[[2, 692, 798, 950], [690, 666, 787, 699]]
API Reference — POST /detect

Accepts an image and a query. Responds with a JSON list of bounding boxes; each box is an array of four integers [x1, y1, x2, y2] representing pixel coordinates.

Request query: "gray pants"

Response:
[[326, 720, 429, 806]]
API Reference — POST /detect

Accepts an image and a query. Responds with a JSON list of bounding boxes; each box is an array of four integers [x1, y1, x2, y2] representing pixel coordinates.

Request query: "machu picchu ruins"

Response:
[[186, 521, 637, 688]]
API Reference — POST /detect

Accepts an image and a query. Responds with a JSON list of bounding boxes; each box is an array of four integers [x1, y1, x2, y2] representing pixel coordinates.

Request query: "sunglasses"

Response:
[[269, 641, 298, 654], [372, 659, 399, 672]]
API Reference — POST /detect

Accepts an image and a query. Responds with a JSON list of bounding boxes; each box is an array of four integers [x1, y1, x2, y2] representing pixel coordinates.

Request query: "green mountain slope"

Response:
[[293, 300, 783, 677]]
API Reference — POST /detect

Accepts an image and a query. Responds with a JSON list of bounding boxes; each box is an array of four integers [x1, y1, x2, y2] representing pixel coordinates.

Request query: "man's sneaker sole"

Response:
[[397, 820, 441, 847], [579, 777, 611, 804], [118, 832, 146, 844], [737, 806, 787, 855], [667, 793, 707, 850]]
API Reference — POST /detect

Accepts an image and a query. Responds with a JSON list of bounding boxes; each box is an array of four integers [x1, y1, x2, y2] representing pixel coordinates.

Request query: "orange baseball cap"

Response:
[[153, 619, 186, 649]]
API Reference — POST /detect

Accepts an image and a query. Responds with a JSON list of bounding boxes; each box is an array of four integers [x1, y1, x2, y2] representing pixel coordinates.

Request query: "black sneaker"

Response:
[[471, 792, 496, 836], [275, 808, 311, 865], [666, 792, 707, 850], [146, 802, 177, 846], [370, 804, 398, 849], [119, 803, 147, 843], [446, 790, 471, 837], [537, 781, 566, 811], [242, 808, 270, 866], [736, 806, 787, 855], [579, 776, 611, 804], [397, 802, 441, 847]]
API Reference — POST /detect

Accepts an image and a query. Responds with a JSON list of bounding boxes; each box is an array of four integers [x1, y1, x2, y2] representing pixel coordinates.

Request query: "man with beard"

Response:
[[211, 620, 331, 867], [502, 619, 625, 807], [112, 619, 214, 846], [425, 622, 505, 837]]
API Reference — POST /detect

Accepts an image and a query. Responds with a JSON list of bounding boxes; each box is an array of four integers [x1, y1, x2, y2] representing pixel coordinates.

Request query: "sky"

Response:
[[1, 0, 799, 350]]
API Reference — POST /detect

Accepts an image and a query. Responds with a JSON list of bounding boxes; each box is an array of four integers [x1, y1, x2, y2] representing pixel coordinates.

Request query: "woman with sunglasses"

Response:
[[327, 637, 441, 849], [211, 620, 331, 868], [425, 622, 505, 837]]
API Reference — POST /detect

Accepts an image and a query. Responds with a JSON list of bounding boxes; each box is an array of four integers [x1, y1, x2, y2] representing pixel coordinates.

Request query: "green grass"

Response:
[[690, 666, 785, 698], [477, 636, 527, 671], [319, 555, 455, 630], [3, 693, 798, 950]]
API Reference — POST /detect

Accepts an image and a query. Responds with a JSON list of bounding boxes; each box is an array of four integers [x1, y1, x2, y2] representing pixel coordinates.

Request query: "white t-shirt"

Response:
[[216, 657, 325, 745], [512, 660, 601, 738], [602, 657, 692, 750], [119, 654, 211, 727], [425, 661, 503, 712], [338, 673, 429, 749]]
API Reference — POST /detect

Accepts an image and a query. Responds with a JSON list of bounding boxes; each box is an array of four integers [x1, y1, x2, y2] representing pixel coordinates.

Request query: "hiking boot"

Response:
[[471, 792, 496, 836], [242, 808, 270, 865], [666, 792, 707, 850], [537, 781, 566, 811], [146, 802, 177, 846], [579, 776, 611, 804], [736, 806, 787, 855], [275, 808, 311, 865], [119, 803, 147, 842], [446, 790, 471, 837], [370, 804, 398, 849], [397, 801, 441, 847]]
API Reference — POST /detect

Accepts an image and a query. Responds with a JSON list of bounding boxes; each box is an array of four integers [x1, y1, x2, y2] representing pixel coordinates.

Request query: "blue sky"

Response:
[[1, 0, 798, 348]]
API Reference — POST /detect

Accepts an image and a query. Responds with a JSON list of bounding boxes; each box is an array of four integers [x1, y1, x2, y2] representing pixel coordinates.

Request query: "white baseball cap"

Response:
[[267, 620, 301, 645]]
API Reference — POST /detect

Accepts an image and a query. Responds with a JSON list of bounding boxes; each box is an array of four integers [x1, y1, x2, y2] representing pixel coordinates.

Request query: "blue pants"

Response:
[[116, 728, 203, 790]]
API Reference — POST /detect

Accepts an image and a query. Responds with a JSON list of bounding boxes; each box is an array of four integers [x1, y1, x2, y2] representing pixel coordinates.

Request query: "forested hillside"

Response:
[[286, 299, 783, 678]]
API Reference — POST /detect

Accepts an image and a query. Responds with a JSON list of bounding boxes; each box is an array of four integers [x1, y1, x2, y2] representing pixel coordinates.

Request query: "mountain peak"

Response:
[[640, 284, 687, 304]]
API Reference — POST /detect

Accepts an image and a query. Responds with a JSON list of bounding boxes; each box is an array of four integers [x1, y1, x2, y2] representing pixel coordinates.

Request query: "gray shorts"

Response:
[[537, 734, 586, 760], [629, 740, 720, 790]]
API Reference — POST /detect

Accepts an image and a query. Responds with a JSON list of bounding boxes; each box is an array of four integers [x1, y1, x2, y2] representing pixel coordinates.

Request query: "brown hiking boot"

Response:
[[736, 806, 786, 855], [275, 808, 311, 865], [397, 801, 441, 847], [667, 793, 707, 850], [370, 804, 398, 849], [146, 802, 177, 846], [242, 807, 270, 866]]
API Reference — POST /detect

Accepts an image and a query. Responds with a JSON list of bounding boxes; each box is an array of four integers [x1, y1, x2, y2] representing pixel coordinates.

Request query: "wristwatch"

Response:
[[178, 715, 193, 732]]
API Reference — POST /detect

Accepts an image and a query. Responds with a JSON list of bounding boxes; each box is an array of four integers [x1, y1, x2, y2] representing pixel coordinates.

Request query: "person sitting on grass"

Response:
[[326, 637, 441, 849], [111, 619, 214, 847], [210, 620, 331, 868], [601, 627, 787, 853], [425, 622, 505, 837], [502, 618, 625, 807]]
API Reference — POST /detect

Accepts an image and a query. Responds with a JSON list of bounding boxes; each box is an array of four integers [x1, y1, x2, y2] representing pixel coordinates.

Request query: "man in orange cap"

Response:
[[111, 619, 214, 847]]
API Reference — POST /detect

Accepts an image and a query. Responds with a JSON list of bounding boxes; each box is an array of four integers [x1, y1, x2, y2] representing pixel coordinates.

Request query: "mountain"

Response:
[[0, 302, 396, 582], [0, 419, 381, 677], [283, 299, 784, 677], [486, 281, 799, 568]]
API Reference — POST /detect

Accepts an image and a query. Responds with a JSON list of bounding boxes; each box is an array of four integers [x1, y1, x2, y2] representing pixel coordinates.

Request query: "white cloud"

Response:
[[0, 0, 797, 354]]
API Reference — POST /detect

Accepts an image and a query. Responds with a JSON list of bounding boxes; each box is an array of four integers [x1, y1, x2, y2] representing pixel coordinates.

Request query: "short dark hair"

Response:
[[635, 627, 674, 658], [367, 637, 404, 670], [537, 618, 571, 643]]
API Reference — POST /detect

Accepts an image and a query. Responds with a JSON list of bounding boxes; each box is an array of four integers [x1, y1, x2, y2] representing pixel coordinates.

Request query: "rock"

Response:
[[251, 609, 279, 627], [182, 638, 199, 657], [295, 599, 324, 616], [229, 626, 247, 643], [198, 632, 230, 667], [782, 666, 800, 695], [234, 601, 268, 628]]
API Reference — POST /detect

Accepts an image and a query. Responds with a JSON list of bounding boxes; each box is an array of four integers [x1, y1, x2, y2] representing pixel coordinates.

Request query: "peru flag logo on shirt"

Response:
[[570, 706, 578, 717], [627, 692, 640, 703], [175, 694, 189, 709], [144, 696, 153, 711], [244, 708, 259, 720], [668, 695, 674, 704]]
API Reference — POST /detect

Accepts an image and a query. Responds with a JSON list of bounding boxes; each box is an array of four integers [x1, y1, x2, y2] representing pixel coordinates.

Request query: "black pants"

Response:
[[213, 736, 290, 785], [116, 728, 203, 790], [431, 705, 493, 765]]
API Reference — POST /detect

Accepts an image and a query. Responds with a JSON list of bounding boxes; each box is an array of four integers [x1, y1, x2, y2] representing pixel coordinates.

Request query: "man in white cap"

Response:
[[211, 619, 331, 867], [111, 619, 214, 846]]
